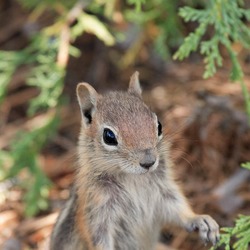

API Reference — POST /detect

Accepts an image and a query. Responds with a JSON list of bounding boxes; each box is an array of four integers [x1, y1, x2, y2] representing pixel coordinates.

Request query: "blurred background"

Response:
[[0, 0, 250, 249]]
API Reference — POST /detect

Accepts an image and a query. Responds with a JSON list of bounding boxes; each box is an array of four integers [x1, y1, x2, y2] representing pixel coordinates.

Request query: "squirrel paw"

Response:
[[186, 215, 220, 245]]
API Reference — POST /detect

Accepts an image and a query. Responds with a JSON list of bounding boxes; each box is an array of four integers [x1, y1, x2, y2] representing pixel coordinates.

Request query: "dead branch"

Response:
[[16, 212, 58, 237], [213, 168, 250, 213]]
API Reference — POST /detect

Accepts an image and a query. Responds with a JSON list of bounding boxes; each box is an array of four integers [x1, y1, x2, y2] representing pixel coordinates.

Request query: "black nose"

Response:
[[140, 161, 155, 169]]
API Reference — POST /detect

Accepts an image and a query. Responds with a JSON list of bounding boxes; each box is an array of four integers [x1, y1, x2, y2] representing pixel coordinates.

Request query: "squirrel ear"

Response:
[[128, 71, 142, 96], [76, 83, 99, 126]]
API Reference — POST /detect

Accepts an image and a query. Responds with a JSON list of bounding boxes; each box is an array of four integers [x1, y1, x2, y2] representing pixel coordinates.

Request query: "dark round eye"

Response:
[[158, 121, 162, 136], [103, 128, 118, 146]]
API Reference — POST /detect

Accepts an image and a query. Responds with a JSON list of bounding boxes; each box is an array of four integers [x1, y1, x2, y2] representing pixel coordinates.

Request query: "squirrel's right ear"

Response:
[[76, 83, 99, 127], [128, 71, 142, 97]]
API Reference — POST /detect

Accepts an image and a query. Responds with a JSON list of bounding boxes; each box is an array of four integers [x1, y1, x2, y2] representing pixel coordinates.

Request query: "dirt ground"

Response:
[[0, 1, 250, 250]]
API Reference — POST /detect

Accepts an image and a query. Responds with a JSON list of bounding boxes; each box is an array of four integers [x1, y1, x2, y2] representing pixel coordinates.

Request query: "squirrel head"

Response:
[[76, 72, 163, 175]]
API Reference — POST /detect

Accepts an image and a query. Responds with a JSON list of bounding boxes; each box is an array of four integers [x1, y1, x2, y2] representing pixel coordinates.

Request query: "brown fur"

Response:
[[50, 72, 219, 250]]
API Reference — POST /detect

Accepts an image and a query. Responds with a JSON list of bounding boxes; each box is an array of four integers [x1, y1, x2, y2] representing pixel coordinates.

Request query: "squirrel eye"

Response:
[[158, 121, 162, 137], [103, 128, 118, 146]]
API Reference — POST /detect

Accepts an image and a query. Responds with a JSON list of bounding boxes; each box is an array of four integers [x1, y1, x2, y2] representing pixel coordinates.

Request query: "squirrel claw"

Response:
[[186, 215, 220, 245]]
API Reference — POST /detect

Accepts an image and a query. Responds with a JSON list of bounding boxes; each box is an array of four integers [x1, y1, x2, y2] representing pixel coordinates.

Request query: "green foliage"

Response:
[[127, 0, 145, 12], [174, 0, 250, 79], [174, 21, 208, 60], [210, 163, 250, 250], [14, 117, 59, 216], [18, 0, 75, 9], [0, 151, 12, 180], [242, 162, 250, 170], [7, 115, 59, 178], [0, 35, 66, 113], [211, 215, 250, 250], [239, 79, 250, 124], [174, 0, 250, 121], [26, 35, 65, 114], [0, 0, 117, 216], [154, 1, 184, 59], [2, 115, 59, 216], [71, 12, 115, 46], [125, 0, 184, 59], [0, 51, 28, 103], [174, 2, 250, 250], [0, 33, 65, 216], [211, 227, 232, 250]]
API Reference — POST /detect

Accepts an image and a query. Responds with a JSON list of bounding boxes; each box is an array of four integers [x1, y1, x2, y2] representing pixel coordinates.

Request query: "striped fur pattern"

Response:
[[50, 72, 219, 250]]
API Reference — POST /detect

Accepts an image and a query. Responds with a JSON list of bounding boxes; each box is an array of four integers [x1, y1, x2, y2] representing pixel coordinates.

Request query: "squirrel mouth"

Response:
[[139, 169, 149, 175]]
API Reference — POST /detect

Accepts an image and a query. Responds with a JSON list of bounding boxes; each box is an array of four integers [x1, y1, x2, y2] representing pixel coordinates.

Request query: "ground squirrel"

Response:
[[50, 72, 220, 250]]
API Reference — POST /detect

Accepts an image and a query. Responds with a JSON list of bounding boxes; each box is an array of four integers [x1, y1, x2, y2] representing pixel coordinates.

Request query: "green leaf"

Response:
[[72, 12, 115, 46], [213, 216, 250, 250], [0, 150, 12, 180], [201, 37, 223, 78], [173, 21, 208, 60], [179, 6, 208, 22], [126, 0, 145, 12], [241, 162, 250, 170], [7, 115, 59, 216], [0, 51, 29, 103]]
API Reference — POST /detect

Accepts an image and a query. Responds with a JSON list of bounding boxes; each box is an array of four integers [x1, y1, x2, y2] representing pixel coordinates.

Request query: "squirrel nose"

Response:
[[140, 160, 155, 169], [139, 149, 157, 169]]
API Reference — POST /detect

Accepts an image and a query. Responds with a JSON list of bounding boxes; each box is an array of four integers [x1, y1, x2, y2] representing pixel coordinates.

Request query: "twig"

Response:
[[0, 110, 56, 149], [213, 168, 250, 213], [4, 88, 38, 108], [213, 168, 250, 198], [52, 135, 75, 150], [41, 150, 75, 178], [57, 0, 90, 67], [16, 212, 58, 237]]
